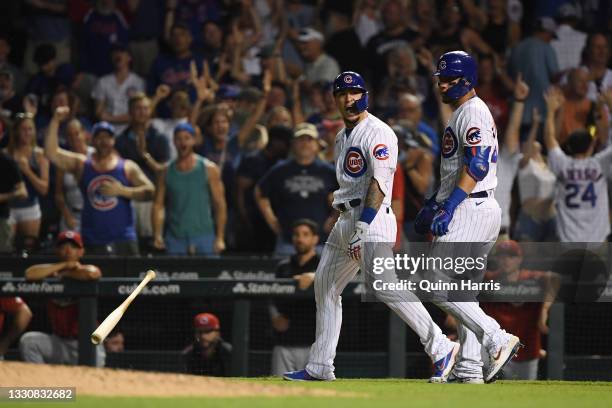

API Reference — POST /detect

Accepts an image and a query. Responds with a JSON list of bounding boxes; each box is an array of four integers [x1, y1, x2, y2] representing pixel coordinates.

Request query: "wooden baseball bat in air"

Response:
[[90, 269, 156, 344]]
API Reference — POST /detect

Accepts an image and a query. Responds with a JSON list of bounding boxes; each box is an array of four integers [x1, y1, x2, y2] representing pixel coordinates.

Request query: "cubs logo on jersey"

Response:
[[343, 146, 367, 177], [87, 175, 119, 211], [466, 127, 482, 145], [373, 144, 389, 160], [442, 127, 458, 159]]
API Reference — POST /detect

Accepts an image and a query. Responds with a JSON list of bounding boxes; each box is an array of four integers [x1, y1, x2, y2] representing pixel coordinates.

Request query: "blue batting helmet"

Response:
[[433, 51, 477, 100], [332, 71, 369, 113], [91, 121, 116, 137]]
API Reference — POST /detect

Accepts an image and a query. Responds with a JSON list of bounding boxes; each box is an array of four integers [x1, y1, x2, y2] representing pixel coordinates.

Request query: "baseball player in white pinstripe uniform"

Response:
[[284, 71, 462, 382], [414, 51, 522, 383]]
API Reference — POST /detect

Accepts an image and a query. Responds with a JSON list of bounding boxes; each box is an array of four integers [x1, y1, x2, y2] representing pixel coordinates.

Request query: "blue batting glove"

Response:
[[414, 201, 440, 234], [430, 187, 468, 236], [430, 207, 453, 236]]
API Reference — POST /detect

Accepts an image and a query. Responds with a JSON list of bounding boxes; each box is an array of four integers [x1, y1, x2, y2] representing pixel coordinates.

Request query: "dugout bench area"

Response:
[[0, 255, 611, 380]]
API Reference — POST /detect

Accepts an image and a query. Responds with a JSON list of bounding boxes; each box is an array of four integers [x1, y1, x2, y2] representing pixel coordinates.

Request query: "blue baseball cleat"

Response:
[[429, 342, 460, 383], [283, 369, 326, 381]]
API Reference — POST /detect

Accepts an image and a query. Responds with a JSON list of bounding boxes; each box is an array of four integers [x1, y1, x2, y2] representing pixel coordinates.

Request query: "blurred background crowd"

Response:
[[0, 0, 611, 257]]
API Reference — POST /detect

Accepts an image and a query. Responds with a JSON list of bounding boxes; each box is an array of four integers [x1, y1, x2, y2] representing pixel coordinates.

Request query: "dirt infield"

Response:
[[0, 361, 338, 397]]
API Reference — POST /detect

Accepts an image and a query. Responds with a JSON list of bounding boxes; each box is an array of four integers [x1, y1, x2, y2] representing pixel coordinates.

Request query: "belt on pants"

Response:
[[468, 190, 492, 198], [336, 199, 390, 214], [336, 199, 362, 212]]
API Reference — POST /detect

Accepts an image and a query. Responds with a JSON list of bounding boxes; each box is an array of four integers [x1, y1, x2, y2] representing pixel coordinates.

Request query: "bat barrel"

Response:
[[89, 270, 156, 344]]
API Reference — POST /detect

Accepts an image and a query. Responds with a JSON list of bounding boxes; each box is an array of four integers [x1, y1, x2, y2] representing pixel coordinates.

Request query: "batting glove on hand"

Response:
[[414, 201, 440, 234], [430, 204, 455, 236], [348, 221, 368, 261]]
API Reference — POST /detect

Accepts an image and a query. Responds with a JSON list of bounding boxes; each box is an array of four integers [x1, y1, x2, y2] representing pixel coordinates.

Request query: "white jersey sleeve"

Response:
[[547, 146, 572, 176], [364, 126, 398, 198], [594, 144, 612, 179]]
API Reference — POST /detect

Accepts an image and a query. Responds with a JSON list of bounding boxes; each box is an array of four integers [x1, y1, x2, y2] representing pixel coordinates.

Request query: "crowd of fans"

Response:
[[0, 1, 611, 256]]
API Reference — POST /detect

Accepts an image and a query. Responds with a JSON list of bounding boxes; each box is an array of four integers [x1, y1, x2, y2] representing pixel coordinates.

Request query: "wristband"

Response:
[[443, 187, 468, 212], [358, 207, 378, 224]]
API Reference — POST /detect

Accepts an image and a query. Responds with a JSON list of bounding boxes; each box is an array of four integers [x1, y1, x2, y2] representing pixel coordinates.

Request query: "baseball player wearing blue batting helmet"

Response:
[[433, 51, 478, 102], [283, 70, 463, 383], [414, 50, 522, 383], [332, 71, 369, 114]]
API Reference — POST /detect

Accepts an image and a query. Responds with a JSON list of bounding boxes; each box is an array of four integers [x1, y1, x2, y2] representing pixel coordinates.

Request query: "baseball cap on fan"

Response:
[[91, 121, 116, 138], [56, 231, 84, 248], [294, 122, 319, 139], [536, 17, 558, 38], [298, 27, 324, 43], [193, 313, 220, 331], [495, 240, 523, 257], [557, 3, 580, 20]]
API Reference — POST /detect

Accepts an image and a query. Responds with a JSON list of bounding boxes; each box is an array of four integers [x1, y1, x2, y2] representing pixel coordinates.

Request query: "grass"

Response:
[[3, 378, 612, 408]]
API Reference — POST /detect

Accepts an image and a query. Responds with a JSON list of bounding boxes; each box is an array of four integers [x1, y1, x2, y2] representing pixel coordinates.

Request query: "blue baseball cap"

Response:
[[91, 121, 116, 137], [174, 122, 195, 136], [216, 84, 241, 100]]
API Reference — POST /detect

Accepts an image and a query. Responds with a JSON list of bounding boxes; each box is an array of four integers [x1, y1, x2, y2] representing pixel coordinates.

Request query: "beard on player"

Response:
[[342, 103, 361, 126]]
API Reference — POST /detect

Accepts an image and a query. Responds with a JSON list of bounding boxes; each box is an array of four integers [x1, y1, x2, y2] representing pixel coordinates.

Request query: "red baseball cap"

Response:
[[193, 313, 220, 331], [495, 240, 522, 257], [56, 231, 83, 248]]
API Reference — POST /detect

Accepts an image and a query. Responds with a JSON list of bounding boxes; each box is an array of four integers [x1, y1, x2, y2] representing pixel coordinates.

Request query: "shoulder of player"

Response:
[[362, 115, 397, 143], [334, 129, 344, 144], [456, 97, 493, 123], [455, 99, 495, 139]]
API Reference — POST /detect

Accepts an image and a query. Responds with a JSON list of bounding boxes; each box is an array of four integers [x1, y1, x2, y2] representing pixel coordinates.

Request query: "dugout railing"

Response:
[[0, 255, 609, 380]]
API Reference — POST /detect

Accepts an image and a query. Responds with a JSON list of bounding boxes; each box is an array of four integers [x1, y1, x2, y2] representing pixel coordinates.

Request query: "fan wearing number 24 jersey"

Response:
[[548, 143, 612, 242]]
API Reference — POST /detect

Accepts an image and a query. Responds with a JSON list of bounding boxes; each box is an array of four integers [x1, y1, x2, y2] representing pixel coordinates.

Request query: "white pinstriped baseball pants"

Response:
[[305, 206, 455, 380], [431, 194, 504, 378]]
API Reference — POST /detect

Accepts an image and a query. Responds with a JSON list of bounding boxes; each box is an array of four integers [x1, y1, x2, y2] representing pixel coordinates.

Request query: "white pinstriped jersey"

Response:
[[548, 145, 612, 242], [332, 113, 398, 207], [437, 97, 499, 201]]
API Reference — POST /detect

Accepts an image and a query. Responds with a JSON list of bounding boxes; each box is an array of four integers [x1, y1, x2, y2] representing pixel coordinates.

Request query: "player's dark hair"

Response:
[[292, 218, 319, 236], [565, 129, 592, 155]]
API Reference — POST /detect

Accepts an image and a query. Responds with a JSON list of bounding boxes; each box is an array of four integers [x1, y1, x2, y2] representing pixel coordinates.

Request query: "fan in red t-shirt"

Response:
[[482, 240, 561, 380]]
